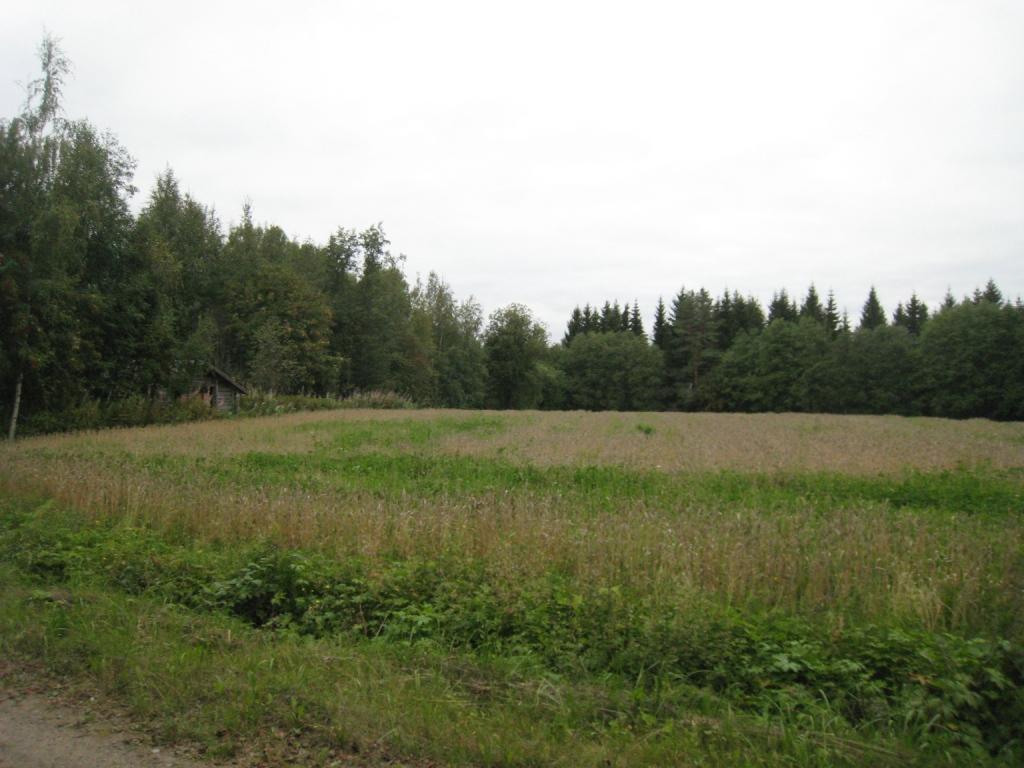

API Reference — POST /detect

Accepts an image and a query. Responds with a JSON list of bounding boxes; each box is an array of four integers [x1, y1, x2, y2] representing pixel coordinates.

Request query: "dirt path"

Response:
[[0, 690, 205, 768], [0, 664, 399, 768]]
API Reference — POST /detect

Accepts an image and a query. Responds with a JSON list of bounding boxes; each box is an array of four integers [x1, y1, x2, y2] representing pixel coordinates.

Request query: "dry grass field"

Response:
[[7, 408, 1023, 470], [1, 410, 1022, 766], [2, 410, 1022, 631]]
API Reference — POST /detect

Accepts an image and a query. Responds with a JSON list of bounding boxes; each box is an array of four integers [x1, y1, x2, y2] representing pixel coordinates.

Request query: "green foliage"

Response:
[[0, 571, 890, 766], [768, 290, 798, 323], [839, 326, 922, 415], [238, 388, 415, 415], [3, 37, 1023, 438], [665, 287, 719, 408], [860, 287, 888, 331], [483, 304, 549, 409], [710, 319, 830, 412], [561, 331, 662, 411], [2, 498, 1022, 761], [410, 273, 487, 407], [919, 301, 1024, 420], [14, 390, 414, 436]]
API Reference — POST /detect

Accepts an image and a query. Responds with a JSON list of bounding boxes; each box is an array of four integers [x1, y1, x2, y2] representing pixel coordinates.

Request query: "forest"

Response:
[[3, 39, 1023, 437]]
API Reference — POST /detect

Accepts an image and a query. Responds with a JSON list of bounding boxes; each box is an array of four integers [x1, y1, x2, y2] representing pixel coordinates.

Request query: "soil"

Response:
[[0, 688, 206, 768], [0, 663, 412, 768]]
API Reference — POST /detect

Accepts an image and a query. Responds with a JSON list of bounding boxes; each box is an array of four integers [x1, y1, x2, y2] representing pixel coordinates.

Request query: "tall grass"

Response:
[[2, 410, 1023, 764], [2, 411, 1021, 638]]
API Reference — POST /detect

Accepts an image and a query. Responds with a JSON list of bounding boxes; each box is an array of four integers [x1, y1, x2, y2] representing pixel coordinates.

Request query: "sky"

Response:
[[2, 0, 1022, 337]]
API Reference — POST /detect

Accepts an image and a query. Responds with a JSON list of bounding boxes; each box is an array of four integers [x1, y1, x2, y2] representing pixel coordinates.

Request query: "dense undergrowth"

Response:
[[14, 389, 415, 437], [1, 496, 1022, 765]]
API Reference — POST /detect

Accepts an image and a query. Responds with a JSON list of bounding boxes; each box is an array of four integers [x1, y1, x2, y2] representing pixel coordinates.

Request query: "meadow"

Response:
[[1, 410, 1023, 766]]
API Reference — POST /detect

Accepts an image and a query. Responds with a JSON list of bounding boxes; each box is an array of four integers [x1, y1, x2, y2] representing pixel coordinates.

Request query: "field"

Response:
[[1, 410, 1023, 766]]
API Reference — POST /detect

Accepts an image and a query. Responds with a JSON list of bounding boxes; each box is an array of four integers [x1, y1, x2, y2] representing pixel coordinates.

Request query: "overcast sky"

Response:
[[2, 0, 1022, 336]]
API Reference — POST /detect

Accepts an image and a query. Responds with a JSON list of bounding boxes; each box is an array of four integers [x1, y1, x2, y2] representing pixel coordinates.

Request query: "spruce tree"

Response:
[[824, 290, 840, 338], [859, 287, 887, 330], [715, 291, 735, 349], [768, 290, 798, 323], [980, 279, 1003, 305], [629, 300, 645, 337], [563, 306, 583, 346], [735, 293, 766, 333], [652, 298, 668, 350], [904, 293, 929, 335], [893, 303, 907, 328], [581, 304, 597, 333], [800, 284, 825, 324], [714, 291, 763, 348], [666, 287, 719, 407]]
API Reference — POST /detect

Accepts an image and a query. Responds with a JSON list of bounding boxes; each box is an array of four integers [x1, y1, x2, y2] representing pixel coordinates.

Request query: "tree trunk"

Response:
[[7, 368, 23, 440]]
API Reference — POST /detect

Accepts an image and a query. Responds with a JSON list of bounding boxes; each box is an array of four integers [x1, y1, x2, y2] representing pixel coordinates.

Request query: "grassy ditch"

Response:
[[1, 496, 1022, 765]]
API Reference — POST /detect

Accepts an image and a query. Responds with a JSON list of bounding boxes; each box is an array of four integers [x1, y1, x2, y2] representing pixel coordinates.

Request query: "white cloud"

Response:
[[2, 0, 1022, 333]]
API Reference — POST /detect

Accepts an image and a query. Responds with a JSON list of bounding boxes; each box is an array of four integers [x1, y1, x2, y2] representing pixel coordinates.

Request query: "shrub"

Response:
[[15, 390, 416, 437]]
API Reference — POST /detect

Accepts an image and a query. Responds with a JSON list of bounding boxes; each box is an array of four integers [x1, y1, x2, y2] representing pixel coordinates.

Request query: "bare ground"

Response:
[[0, 664, 416, 768], [0, 688, 205, 768]]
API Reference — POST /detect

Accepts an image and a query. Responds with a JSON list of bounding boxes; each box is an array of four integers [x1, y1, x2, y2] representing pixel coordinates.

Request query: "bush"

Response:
[[238, 389, 415, 416], [15, 390, 416, 437]]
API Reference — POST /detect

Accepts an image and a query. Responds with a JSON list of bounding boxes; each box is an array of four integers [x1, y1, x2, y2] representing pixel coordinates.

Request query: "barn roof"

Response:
[[208, 366, 248, 395]]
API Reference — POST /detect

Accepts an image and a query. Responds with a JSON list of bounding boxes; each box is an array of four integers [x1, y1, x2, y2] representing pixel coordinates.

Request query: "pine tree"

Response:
[[859, 287, 887, 330]]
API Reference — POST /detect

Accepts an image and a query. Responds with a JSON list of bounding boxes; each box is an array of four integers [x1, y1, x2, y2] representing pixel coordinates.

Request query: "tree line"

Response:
[[552, 281, 1022, 419], [2, 39, 1022, 435]]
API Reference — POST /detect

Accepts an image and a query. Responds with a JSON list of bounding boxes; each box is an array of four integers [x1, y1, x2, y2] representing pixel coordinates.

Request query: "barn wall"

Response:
[[214, 386, 236, 411], [189, 374, 241, 412]]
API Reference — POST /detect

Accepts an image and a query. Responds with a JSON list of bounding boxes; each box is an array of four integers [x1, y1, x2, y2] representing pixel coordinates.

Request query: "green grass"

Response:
[[0, 496, 1022, 765], [0, 504, 893, 768], [1, 411, 1023, 765], [72, 443, 1024, 517]]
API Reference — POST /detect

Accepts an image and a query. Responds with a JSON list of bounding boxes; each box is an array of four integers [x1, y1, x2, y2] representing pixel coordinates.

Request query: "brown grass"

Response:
[[439, 410, 1024, 472], [8, 408, 1021, 471], [2, 409, 1022, 635]]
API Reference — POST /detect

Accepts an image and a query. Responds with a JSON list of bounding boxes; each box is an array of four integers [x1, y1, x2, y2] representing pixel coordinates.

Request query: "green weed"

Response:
[[1, 498, 1021, 763]]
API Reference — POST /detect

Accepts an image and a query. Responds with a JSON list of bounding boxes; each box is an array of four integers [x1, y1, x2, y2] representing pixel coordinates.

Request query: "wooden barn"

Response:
[[192, 367, 247, 412]]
